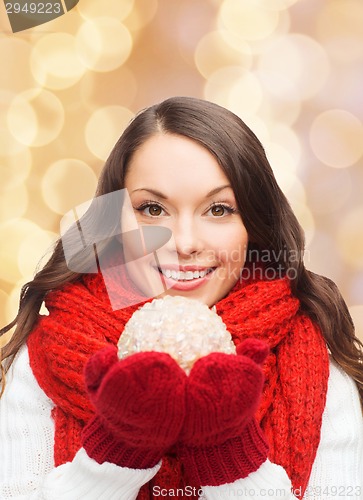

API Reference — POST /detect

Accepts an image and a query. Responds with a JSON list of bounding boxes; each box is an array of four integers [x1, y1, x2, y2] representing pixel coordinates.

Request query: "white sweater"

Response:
[[0, 346, 362, 500]]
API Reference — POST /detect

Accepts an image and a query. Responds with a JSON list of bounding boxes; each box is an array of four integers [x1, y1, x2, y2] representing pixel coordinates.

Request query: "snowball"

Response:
[[117, 295, 236, 373]]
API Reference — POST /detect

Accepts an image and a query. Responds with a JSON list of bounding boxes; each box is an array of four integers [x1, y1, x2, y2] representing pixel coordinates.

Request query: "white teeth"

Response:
[[160, 269, 212, 280]]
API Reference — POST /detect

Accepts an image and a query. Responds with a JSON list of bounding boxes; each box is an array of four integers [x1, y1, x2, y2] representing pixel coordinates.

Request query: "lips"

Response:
[[157, 265, 215, 280], [155, 265, 216, 291], [160, 268, 214, 281]]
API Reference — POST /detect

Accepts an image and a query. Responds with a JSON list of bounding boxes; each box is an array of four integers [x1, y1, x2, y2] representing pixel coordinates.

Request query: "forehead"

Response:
[[125, 133, 230, 191]]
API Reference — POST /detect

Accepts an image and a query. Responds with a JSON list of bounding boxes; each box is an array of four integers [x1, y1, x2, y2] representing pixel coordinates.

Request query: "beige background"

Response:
[[0, 0, 362, 342]]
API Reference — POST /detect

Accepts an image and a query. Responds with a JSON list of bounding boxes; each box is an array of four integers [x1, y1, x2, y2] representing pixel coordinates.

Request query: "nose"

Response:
[[170, 216, 204, 258]]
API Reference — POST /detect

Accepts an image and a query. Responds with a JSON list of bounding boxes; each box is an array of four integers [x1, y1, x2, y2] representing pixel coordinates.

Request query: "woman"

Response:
[[1, 97, 362, 499]]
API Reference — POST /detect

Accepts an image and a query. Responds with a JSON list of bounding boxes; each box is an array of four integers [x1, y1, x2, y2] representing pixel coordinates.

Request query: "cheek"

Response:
[[215, 227, 248, 266]]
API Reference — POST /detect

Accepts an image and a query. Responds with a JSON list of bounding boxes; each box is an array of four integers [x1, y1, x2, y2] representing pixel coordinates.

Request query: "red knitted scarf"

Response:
[[27, 267, 329, 499]]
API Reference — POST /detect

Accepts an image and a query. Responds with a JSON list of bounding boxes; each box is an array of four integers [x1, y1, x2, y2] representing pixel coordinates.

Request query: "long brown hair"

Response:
[[1, 96, 362, 404]]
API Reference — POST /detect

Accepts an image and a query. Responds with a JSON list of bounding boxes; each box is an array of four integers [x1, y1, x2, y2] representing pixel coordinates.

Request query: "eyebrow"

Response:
[[131, 185, 232, 199]]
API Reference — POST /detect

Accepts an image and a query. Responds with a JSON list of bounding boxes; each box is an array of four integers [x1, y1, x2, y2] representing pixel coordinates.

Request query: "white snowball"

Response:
[[117, 295, 236, 373]]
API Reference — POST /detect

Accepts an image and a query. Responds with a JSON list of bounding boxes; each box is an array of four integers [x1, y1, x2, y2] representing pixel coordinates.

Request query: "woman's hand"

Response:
[[178, 338, 270, 487], [82, 346, 187, 469]]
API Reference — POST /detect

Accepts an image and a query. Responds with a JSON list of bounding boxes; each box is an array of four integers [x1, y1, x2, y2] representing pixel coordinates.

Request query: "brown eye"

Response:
[[211, 205, 225, 217], [147, 204, 162, 216]]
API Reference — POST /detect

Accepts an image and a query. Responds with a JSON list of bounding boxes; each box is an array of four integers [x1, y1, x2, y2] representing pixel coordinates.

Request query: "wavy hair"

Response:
[[1, 96, 362, 404]]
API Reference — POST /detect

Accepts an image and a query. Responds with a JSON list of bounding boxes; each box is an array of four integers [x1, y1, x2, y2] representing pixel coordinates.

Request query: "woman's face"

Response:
[[123, 133, 248, 307]]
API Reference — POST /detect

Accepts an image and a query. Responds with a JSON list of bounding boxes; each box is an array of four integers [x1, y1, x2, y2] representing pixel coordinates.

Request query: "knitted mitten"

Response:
[[82, 345, 187, 469], [178, 338, 270, 487]]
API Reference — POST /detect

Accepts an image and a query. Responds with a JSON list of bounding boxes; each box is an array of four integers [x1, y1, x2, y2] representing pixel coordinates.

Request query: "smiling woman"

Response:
[[0, 97, 362, 500], [124, 134, 248, 306]]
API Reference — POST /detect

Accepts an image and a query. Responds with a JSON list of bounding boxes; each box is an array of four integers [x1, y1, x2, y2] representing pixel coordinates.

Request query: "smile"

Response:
[[154, 266, 216, 291], [159, 268, 215, 281]]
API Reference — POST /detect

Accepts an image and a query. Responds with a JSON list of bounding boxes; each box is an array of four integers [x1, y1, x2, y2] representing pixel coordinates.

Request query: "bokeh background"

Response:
[[0, 0, 362, 344]]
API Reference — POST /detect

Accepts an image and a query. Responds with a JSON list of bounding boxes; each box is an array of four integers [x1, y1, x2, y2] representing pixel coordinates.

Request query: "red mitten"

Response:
[[177, 338, 270, 486], [82, 345, 187, 469]]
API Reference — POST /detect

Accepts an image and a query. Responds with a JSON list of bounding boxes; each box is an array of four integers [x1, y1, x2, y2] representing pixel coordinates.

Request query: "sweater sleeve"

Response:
[[0, 345, 160, 500], [201, 357, 363, 500]]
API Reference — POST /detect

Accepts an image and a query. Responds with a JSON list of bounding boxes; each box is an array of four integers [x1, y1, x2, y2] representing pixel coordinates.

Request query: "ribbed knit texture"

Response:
[[82, 349, 187, 469], [215, 281, 331, 496], [180, 419, 269, 487], [178, 341, 270, 486], [27, 266, 330, 499], [82, 414, 167, 470]]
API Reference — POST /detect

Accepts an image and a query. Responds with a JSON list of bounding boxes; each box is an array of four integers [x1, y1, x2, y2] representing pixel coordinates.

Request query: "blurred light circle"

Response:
[[316, 0, 363, 63], [284, 177, 306, 206], [0, 324, 15, 350], [0, 184, 28, 224], [228, 72, 263, 117], [0, 219, 40, 284], [258, 34, 330, 100], [290, 201, 315, 246], [0, 148, 32, 190], [6, 282, 24, 324], [42, 159, 98, 215], [195, 31, 252, 79], [259, 0, 299, 9], [317, 67, 363, 118], [204, 67, 262, 115], [272, 163, 305, 199], [269, 123, 301, 163], [305, 231, 340, 280], [350, 274, 363, 305], [262, 97, 301, 126], [218, 30, 253, 55], [5, 279, 49, 325], [219, 9, 290, 56], [265, 141, 299, 193], [219, 0, 279, 41], [336, 208, 363, 269], [0, 91, 26, 156], [348, 305, 363, 343], [310, 110, 363, 169], [204, 66, 240, 107], [85, 106, 134, 161], [0, 290, 9, 335], [126, 0, 158, 31], [7, 95, 36, 146], [0, 38, 35, 93], [243, 116, 270, 145], [78, 0, 135, 21], [308, 167, 352, 215], [18, 229, 57, 280], [80, 67, 137, 109], [76, 18, 132, 72], [7, 89, 65, 147], [30, 33, 86, 90]]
